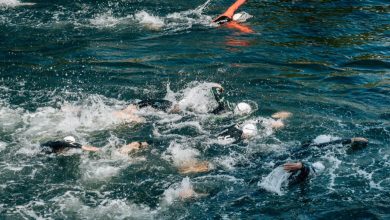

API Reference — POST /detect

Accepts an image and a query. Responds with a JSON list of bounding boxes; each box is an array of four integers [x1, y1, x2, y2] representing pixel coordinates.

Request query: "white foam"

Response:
[[134, 11, 165, 30], [90, 11, 121, 27], [322, 152, 342, 190], [259, 166, 291, 195], [0, 141, 7, 152], [162, 141, 200, 167], [0, 0, 34, 7], [313, 135, 341, 144], [232, 12, 253, 22], [55, 192, 154, 219], [215, 153, 243, 170], [177, 82, 222, 113], [18, 95, 126, 141], [162, 177, 195, 204], [0, 104, 23, 132]]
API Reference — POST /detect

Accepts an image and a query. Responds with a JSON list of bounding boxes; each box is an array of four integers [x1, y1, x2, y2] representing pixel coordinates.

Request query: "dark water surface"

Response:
[[0, 0, 389, 219]]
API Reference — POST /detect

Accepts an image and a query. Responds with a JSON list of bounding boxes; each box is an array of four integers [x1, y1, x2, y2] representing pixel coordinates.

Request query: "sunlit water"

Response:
[[0, 0, 389, 219]]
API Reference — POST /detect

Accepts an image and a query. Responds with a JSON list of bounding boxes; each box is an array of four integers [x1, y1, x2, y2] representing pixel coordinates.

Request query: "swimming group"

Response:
[[39, 0, 369, 197]]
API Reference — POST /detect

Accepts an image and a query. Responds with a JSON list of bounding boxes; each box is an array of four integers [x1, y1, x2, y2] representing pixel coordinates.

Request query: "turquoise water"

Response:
[[0, 0, 389, 219]]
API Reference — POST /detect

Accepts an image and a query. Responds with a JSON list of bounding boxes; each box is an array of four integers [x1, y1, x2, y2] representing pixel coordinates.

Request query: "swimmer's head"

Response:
[[350, 137, 368, 150], [64, 136, 76, 143], [211, 83, 224, 93], [234, 102, 252, 116], [232, 12, 252, 23], [312, 162, 325, 173], [232, 13, 244, 21], [242, 123, 257, 138]]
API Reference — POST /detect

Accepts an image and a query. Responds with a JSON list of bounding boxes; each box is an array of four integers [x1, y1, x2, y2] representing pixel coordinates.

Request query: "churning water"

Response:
[[0, 0, 389, 219]]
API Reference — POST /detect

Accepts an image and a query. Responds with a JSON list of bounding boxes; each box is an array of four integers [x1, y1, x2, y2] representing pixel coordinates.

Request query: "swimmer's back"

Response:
[[41, 140, 82, 154], [136, 99, 173, 112]]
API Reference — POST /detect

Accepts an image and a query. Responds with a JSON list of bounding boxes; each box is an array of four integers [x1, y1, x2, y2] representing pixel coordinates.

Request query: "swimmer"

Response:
[[300, 137, 368, 150], [178, 161, 211, 174], [116, 83, 252, 117], [218, 123, 257, 144], [213, 0, 254, 33], [41, 136, 149, 156], [118, 141, 149, 155], [113, 104, 145, 123], [217, 112, 292, 143], [213, 0, 248, 24], [40, 136, 100, 154], [283, 161, 325, 185], [279, 137, 368, 184]]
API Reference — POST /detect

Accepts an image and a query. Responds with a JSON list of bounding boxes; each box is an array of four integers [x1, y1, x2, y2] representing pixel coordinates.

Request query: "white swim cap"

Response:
[[312, 162, 325, 173], [234, 102, 252, 115], [242, 123, 257, 137], [64, 136, 76, 143], [232, 12, 252, 22]]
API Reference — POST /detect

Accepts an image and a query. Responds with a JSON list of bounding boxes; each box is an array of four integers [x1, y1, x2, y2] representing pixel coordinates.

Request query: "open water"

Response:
[[0, 0, 389, 219]]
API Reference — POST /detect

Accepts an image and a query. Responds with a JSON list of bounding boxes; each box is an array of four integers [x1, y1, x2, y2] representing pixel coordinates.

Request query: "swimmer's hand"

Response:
[[211, 83, 224, 93], [283, 162, 303, 172], [81, 145, 100, 152]]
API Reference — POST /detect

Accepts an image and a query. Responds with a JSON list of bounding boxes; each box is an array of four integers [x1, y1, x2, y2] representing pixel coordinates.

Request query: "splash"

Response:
[[259, 166, 291, 195], [313, 135, 341, 144], [54, 192, 154, 219], [90, 11, 128, 28], [162, 177, 196, 204], [176, 82, 222, 113], [0, 142, 6, 152], [0, 0, 34, 7], [162, 141, 200, 167], [134, 11, 165, 30], [18, 95, 126, 140]]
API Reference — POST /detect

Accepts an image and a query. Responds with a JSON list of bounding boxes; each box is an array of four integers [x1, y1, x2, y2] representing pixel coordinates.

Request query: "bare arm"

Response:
[[81, 145, 100, 152], [283, 162, 303, 171], [214, 0, 248, 21]]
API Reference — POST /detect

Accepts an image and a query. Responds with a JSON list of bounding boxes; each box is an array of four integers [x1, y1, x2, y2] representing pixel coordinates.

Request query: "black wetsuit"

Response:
[[214, 16, 232, 25], [211, 87, 233, 114], [135, 99, 173, 112], [288, 162, 316, 185], [41, 141, 82, 154], [135, 87, 232, 114], [286, 138, 367, 184], [300, 138, 353, 148], [217, 124, 243, 144]]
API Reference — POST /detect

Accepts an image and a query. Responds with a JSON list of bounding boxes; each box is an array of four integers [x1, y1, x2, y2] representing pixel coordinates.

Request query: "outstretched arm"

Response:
[[81, 145, 100, 152], [214, 0, 248, 21]]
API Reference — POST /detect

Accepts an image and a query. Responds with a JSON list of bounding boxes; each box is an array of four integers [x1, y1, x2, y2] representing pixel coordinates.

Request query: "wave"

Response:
[[0, 0, 34, 7]]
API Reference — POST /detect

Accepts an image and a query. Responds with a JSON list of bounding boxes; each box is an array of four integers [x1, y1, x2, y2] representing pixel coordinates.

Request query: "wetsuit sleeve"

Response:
[[136, 100, 173, 112], [300, 138, 351, 149], [288, 162, 312, 185], [218, 125, 243, 143], [41, 141, 82, 153], [211, 87, 233, 114]]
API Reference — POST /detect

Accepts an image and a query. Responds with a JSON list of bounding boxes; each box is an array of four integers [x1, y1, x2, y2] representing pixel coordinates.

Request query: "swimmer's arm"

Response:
[[283, 162, 303, 171], [214, 0, 247, 21], [284, 162, 311, 184], [81, 145, 100, 152]]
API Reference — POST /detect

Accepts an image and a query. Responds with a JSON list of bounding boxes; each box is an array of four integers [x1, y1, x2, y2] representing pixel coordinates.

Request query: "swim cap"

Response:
[[242, 123, 257, 137], [232, 12, 252, 22], [64, 136, 76, 143], [234, 102, 252, 115], [312, 162, 325, 173]]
